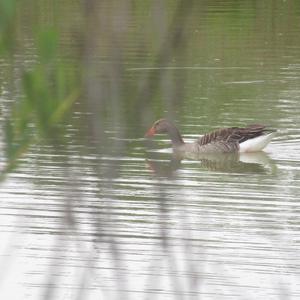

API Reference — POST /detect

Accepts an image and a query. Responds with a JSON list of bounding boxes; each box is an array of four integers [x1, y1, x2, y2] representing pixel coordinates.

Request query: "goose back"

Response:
[[196, 124, 270, 152]]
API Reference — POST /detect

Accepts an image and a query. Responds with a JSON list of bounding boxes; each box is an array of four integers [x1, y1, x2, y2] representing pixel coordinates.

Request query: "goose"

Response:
[[145, 119, 276, 153]]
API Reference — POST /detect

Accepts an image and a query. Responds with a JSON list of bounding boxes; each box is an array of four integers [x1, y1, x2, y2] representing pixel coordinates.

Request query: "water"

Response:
[[1, 1, 300, 299]]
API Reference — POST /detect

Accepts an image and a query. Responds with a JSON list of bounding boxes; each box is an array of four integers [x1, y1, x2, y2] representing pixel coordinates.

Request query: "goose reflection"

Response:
[[146, 150, 276, 177]]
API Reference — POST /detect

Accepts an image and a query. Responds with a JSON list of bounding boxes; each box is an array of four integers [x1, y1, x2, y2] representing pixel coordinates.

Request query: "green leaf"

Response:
[[37, 28, 59, 63]]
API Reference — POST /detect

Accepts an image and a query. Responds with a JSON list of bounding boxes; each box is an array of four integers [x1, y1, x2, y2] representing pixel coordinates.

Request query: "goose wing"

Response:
[[197, 124, 269, 147]]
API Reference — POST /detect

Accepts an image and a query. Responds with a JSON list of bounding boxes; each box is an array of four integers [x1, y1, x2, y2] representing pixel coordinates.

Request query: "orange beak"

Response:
[[145, 126, 156, 137]]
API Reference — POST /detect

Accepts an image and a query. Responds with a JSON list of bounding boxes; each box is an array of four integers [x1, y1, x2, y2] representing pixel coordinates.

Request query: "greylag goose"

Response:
[[145, 119, 276, 153]]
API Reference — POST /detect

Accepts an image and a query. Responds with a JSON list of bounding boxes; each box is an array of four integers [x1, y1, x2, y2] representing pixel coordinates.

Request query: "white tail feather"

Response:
[[239, 132, 276, 153]]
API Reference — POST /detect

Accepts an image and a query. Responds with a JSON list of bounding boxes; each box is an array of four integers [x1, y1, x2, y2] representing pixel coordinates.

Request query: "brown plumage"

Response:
[[198, 124, 271, 145]]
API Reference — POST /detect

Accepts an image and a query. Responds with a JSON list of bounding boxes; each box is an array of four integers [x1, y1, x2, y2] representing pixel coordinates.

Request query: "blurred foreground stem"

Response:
[[0, 3, 80, 180]]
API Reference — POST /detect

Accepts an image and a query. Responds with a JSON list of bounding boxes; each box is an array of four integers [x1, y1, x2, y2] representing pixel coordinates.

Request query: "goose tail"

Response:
[[239, 131, 276, 152]]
